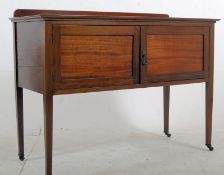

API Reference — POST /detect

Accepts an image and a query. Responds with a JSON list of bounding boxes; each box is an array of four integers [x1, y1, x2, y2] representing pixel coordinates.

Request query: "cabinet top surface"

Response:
[[10, 9, 219, 22]]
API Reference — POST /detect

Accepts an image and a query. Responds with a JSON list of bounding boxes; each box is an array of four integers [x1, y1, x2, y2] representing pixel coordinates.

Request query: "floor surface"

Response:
[[1, 130, 224, 175], [0, 71, 224, 175]]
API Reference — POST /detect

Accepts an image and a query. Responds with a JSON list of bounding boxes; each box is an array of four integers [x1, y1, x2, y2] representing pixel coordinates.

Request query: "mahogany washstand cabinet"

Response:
[[11, 9, 219, 175]]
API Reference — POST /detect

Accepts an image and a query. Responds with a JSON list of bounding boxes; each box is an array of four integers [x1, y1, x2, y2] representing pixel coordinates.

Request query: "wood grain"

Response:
[[59, 25, 137, 35], [60, 35, 133, 78], [53, 79, 206, 95], [147, 35, 204, 76], [53, 25, 139, 89]]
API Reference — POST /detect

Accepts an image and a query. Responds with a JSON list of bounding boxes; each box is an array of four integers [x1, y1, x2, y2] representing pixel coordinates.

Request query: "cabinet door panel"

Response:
[[53, 26, 139, 90], [147, 35, 203, 75], [141, 26, 209, 83], [60, 35, 133, 79]]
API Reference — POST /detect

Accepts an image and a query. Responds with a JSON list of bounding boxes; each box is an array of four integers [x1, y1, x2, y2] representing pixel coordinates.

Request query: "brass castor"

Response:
[[164, 131, 171, 137], [19, 154, 25, 161], [206, 144, 214, 151]]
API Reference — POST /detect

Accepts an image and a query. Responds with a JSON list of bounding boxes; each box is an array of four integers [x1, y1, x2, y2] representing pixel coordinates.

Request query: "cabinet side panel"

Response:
[[18, 67, 42, 92], [16, 21, 44, 93], [17, 21, 44, 67]]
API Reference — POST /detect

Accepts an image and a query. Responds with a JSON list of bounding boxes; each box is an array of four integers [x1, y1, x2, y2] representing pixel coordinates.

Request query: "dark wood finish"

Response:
[[11, 9, 219, 175], [13, 23, 25, 161], [54, 79, 206, 95], [43, 22, 54, 175], [205, 24, 215, 150], [147, 35, 203, 75], [18, 67, 42, 93], [163, 86, 170, 137], [11, 10, 220, 23], [13, 9, 169, 18], [16, 21, 44, 93], [15, 87, 24, 160], [60, 35, 132, 78], [53, 25, 139, 89], [141, 26, 209, 83], [17, 21, 44, 67], [43, 94, 53, 175]]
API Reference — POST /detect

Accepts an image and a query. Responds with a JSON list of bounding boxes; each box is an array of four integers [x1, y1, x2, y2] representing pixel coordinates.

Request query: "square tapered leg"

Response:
[[205, 81, 214, 151], [15, 87, 24, 161], [163, 86, 171, 137], [43, 94, 53, 175]]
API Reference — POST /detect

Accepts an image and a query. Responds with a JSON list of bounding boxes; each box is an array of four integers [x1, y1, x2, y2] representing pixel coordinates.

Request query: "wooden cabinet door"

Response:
[[53, 25, 139, 90], [140, 26, 209, 83]]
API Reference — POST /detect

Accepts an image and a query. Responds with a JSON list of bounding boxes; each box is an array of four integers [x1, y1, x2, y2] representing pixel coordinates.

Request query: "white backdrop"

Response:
[[0, 0, 224, 143]]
